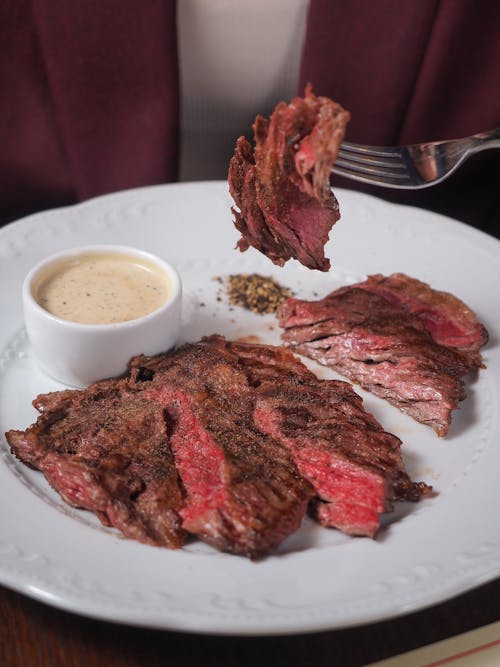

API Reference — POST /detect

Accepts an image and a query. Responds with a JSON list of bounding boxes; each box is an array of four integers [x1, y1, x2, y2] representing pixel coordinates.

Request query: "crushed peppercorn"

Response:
[[224, 273, 293, 314]]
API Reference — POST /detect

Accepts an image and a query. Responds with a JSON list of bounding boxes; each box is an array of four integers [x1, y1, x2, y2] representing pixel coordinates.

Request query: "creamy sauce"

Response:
[[33, 252, 171, 324]]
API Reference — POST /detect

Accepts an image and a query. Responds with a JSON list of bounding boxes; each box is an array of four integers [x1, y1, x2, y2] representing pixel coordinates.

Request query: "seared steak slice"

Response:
[[253, 378, 431, 537], [356, 273, 489, 368], [202, 336, 431, 538], [6, 379, 186, 548], [228, 85, 350, 271], [129, 342, 313, 558], [278, 281, 479, 436]]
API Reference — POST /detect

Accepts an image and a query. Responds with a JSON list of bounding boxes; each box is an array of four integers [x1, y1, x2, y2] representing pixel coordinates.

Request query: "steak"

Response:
[[228, 85, 350, 271], [6, 379, 186, 548], [6, 334, 432, 555], [356, 273, 489, 368], [278, 275, 488, 436], [199, 336, 431, 538], [128, 340, 314, 558]]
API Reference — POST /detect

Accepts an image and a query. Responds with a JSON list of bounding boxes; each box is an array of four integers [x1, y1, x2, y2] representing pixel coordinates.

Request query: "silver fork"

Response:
[[333, 127, 500, 189]]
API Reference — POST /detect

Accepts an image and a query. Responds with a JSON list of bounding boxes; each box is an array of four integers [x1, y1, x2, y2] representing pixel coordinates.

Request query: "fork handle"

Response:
[[470, 127, 500, 152]]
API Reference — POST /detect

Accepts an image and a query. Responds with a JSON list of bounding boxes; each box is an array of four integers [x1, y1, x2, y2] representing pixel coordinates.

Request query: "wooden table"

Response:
[[1, 578, 499, 667]]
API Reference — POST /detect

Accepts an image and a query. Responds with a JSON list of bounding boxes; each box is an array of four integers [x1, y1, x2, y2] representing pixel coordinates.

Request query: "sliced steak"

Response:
[[278, 279, 484, 436], [228, 85, 350, 271], [6, 334, 433, 554], [6, 379, 186, 548], [356, 273, 489, 368], [129, 341, 313, 558], [202, 336, 431, 538]]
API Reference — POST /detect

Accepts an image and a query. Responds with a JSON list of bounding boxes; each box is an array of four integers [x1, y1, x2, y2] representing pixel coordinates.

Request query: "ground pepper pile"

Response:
[[225, 273, 293, 314]]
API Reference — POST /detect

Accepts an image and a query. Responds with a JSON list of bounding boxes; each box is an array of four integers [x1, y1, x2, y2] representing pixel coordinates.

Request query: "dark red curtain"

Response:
[[0, 0, 178, 223], [300, 0, 500, 235]]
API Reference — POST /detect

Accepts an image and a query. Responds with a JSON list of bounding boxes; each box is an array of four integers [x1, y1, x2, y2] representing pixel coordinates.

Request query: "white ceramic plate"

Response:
[[0, 182, 499, 635]]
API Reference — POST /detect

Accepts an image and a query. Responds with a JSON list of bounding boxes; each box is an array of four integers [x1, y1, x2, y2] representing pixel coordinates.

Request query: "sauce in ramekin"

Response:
[[33, 252, 171, 324]]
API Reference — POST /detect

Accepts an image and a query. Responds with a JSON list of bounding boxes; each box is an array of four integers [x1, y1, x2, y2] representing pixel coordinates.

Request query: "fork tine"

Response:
[[336, 151, 406, 170], [333, 163, 413, 187], [334, 157, 412, 182], [338, 142, 402, 159], [333, 165, 412, 188], [334, 141, 414, 186]]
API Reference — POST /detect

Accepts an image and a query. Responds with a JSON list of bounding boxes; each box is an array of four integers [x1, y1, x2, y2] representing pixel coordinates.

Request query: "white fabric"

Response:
[[177, 0, 309, 180]]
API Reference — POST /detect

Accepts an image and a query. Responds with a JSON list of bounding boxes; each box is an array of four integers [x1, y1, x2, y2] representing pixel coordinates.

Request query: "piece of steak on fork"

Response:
[[228, 85, 350, 271]]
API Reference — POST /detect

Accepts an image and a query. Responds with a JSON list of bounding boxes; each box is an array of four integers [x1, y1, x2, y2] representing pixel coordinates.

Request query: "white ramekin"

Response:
[[23, 244, 182, 388]]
